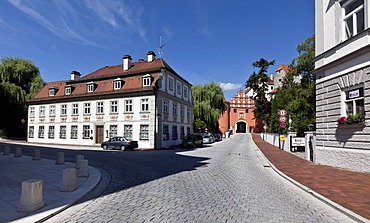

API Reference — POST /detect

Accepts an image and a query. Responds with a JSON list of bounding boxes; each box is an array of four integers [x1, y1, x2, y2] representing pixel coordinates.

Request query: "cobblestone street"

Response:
[[45, 134, 355, 223]]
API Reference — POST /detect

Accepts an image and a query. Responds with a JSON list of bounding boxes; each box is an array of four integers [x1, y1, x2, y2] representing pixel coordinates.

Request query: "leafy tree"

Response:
[[246, 58, 275, 124], [0, 57, 44, 137], [192, 82, 227, 133], [270, 35, 315, 135]]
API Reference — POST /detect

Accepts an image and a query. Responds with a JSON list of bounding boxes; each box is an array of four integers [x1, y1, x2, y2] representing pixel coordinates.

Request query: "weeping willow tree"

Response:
[[0, 57, 45, 137], [192, 82, 227, 133]]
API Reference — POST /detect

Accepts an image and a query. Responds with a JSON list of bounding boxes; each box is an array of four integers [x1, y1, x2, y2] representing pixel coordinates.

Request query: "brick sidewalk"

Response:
[[252, 133, 370, 220]]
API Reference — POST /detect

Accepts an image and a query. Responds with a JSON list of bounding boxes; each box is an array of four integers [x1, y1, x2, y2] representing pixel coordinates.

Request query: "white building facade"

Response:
[[314, 0, 370, 172], [27, 51, 193, 149]]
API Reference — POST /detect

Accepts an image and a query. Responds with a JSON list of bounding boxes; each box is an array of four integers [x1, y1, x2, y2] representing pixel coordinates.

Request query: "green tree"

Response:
[[270, 35, 315, 135], [0, 57, 44, 137], [192, 82, 227, 133], [246, 58, 275, 124]]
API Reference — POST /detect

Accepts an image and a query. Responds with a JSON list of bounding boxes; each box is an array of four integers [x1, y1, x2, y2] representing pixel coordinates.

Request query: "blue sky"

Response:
[[0, 0, 314, 100]]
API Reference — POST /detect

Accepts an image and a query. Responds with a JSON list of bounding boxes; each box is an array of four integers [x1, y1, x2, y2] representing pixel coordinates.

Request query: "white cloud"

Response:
[[219, 82, 243, 91]]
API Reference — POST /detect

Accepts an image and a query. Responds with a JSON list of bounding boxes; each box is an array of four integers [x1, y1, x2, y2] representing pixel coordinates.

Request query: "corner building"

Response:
[[27, 51, 193, 149], [314, 0, 370, 172]]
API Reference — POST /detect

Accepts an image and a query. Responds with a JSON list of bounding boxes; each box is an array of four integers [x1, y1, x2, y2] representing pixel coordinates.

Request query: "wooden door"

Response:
[[96, 125, 104, 144]]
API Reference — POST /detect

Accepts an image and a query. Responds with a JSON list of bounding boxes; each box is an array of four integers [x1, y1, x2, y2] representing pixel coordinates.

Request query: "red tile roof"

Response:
[[28, 58, 187, 103], [276, 64, 289, 73]]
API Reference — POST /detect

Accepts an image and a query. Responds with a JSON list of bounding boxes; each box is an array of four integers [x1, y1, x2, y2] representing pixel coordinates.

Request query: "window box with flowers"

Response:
[[337, 113, 365, 126]]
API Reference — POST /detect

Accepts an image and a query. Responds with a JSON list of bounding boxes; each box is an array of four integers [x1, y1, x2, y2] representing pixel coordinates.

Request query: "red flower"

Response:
[[337, 116, 346, 124]]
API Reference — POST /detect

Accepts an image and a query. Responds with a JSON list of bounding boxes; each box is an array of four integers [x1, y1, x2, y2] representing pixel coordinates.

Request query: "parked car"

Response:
[[213, 133, 222, 142], [182, 134, 203, 147], [202, 134, 215, 144], [101, 136, 138, 151]]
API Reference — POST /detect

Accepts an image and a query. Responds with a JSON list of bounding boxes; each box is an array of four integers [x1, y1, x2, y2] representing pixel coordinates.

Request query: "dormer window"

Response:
[[49, 88, 55, 97], [65, 87, 71, 95], [87, 82, 94, 93], [114, 78, 122, 90], [143, 74, 151, 87]]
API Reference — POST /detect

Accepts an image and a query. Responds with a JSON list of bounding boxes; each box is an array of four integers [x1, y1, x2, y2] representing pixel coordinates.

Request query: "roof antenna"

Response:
[[158, 34, 166, 58]]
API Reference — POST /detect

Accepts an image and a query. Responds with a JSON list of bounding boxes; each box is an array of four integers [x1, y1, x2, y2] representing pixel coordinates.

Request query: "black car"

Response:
[[101, 136, 138, 151], [181, 134, 203, 147]]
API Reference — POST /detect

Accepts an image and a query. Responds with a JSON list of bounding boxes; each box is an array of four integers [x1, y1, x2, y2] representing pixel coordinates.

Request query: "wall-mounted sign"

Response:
[[349, 89, 360, 99], [292, 137, 305, 147]]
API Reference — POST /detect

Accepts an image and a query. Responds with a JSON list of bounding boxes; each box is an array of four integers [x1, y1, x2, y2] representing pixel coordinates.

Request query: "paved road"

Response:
[[6, 134, 356, 222]]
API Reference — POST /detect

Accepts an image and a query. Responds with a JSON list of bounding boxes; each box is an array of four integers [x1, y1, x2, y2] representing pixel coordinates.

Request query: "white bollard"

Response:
[[75, 155, 84, 169], [14, 147, 21, 157], [78, 160, 89, 178], [60, 168, 77, 192], [3, 146, 10, 155], [55, 152, 65, 164], [33, 150, 41, 160], [18, 179, 44, 212]]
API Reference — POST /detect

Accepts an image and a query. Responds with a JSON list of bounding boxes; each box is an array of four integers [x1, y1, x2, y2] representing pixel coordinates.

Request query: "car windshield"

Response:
[[204, 135, 210, 138]]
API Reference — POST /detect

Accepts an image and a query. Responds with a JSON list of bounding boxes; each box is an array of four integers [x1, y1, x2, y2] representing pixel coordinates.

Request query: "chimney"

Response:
[[147, 51, 156, 62], [70, 70, 81, 80], [123, 54, 132, 71], [270, 73, 273, 80]]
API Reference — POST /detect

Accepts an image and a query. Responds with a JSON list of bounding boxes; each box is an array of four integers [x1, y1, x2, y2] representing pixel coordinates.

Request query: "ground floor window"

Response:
[[342, 87, 365, 123], [110, 125, 118, 138], [83, 125, 90, 139], [29, 126, 34, 138], [48, 126, 55, 139], [60, 126, 66, 139], [124, 125, 133, 140], [140, 125, 149, 140], [38, 126, 44, 138], [163, 124, 169, 141], [180, 126, 185, 139], [172, 125, 178, 140], [71, 125, 78, 139]]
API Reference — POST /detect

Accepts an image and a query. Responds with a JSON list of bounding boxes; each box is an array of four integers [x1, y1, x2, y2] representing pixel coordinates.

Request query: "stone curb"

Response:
[[250, 136, 370, 223]]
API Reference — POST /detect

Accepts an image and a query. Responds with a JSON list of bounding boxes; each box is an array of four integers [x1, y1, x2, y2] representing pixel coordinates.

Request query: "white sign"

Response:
[[292, 137, 305, 147], [349, 89, 360, 99]]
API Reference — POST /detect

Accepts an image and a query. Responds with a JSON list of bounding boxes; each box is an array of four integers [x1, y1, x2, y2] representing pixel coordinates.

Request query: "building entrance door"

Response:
[[95, 125, 104, 144], [236, 122, 247, 133]]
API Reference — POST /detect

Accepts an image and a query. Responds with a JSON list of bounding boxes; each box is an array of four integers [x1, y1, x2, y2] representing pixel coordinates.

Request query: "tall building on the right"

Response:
[[314, 0, 370, 172]]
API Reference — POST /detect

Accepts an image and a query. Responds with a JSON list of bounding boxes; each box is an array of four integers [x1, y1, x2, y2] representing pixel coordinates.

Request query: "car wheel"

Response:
[[120, 146, 126, 151], [103, 145, 108, 150]]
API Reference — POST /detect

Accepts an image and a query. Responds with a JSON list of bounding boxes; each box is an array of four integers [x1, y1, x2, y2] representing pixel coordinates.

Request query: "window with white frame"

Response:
[[143, 76, 151, 87], [180, 126, 185, 139], [87, 84, 94, 93], [97, 102, 104, 114], [39, 106, 45, 117], [71, 125, 78, 139], [84, 103, 91, 115], [30, 107, 35, 117], [342, 0, 364, 39], [172, 125, 178, 140], [110, 125, 118, 137], [38, 126, 44, 138], [110, 100, 118, 113], [163, 124, 169, 141], [184, 87, 188, 98], [48, 126, 55, 139], [49, 88, 55, 97], [114, 80, 122, 90], [169, 78, 174, 91], [124, 125, 133, 140], [65, 87, 71, 95], [83, 125, 90, 139], [187, 108, 190, 120], [60, 126, 66, 139], [49, 105, 56, 117], [61, 104, 67, 116], [125, 100, 133, 113], [344, 87, 365, 117], [72, 104, 79, 115], [173, 102, 177, 116], [176, 82, 181, 95], [163, 100, 169, 114], [141, 98, 149, 112], [140, 125, 149, 140], [180, 105, 184, 118], [29, 126, 34, 138]]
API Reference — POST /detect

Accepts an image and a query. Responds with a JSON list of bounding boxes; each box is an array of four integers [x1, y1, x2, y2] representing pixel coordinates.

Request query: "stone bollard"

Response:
[[3, 146, 10, 155], [75, 155, 84, 169], [78, 160, 89, 178], [18, 179, 44, 213], [33, 150, 41, 160], [55, 152, 65, 164], [60, 168, 77, 192], [14, 147, 21, 157]]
